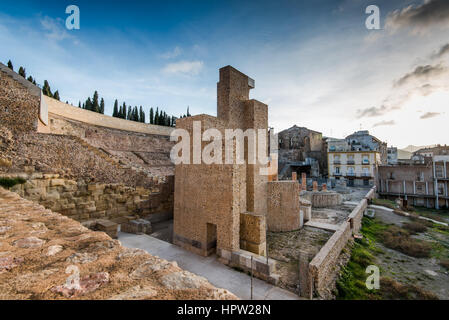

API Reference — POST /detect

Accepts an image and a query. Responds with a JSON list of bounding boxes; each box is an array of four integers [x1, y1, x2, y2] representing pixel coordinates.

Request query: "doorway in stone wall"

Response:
[[206, 223, 217, 255]]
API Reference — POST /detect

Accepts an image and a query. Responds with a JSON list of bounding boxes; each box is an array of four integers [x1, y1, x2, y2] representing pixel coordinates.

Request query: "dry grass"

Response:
[[402, 221, 428, 234], [380, 225, 432, 258], [380, 277, 439, 300]]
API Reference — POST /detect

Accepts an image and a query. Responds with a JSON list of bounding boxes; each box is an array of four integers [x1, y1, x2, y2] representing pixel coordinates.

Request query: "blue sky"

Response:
[[1, 0, 449, 148]]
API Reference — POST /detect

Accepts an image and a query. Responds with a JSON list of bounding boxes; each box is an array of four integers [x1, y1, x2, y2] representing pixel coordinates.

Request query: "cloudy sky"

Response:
[[0, 0, 448, 148]]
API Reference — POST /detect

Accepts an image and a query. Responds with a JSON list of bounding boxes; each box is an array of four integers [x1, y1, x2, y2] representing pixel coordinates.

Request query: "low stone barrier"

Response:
[[217, 248, 279, 284], [239, 212, 266, 255], [301, 186, 376, 298]]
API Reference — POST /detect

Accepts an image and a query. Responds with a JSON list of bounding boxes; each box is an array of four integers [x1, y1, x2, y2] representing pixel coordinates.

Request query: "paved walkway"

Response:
[[118, 232, 301, 300], [305, 221, 340, 231]]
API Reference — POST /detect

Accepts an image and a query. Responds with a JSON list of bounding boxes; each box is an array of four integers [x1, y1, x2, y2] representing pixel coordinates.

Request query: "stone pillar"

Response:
[[312, 181, 318, 192], [299, 250, 313, 299], [301, 173, 307, 190], [322, 183, 327, 191], [292, 172, 297, 181]]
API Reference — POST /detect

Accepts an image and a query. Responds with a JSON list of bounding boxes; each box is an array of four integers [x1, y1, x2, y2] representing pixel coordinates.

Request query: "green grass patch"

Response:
[[372, 198, 397, 210], [0, 177, 26, 189]]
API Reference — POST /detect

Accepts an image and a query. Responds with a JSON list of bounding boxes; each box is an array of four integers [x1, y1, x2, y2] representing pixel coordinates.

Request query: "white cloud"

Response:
[[40, 16, 70, 42], [159, 46, 182, 59], [163, 60, 204, 76]]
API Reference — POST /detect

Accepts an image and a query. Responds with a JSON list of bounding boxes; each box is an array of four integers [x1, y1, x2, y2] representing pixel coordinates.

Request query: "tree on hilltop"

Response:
[[53, 90, 60, 101], [18, 67, 26, 78], [7, 60, 13, 71], [42, 80, 53, 98]]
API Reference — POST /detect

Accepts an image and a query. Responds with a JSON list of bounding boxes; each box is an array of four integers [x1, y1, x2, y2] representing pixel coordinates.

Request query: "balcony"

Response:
[[346, 172, 355, 176], [362, 160, 370, 165], [334, 172, 342, 176], [347, 160, 355, 165], [333, 160, 341, 165], [361, 173, 371, 177]]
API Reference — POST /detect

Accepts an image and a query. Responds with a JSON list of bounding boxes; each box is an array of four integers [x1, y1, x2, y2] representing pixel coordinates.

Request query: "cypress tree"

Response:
[[53, 90, 60, 101], [43, 80, 53, 98], [18, 67, 26, 78], [78, 101, 81, 108], [187, 106, 191, 117], [122, 103, 127, 119], [100, 98, 105, 114], [149, 107, 154, 124], [92, 91, 100, 113], [113, 100, 119, 117], [85, 98, 93, 111], [7, 60, 13, 71], [27, 76, 34, 83], [139, 106, 145, 123]]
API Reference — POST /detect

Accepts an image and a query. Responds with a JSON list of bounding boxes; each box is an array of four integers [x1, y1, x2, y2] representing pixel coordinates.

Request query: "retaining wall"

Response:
[[303, 186, 376, 298], [2, 172, 173, 223]]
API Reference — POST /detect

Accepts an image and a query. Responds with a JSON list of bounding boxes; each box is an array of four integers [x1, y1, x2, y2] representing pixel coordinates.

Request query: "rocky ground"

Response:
[[267, 226, 332, 293], [0, 187, 236, 300], [373, 207, 449, 299]]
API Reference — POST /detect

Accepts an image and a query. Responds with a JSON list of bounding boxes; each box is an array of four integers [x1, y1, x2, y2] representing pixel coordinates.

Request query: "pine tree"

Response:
[[7, 60, 13, 71], [27, 76, 34, 83], [187, 106, 191, 117], [78, 101, 81, 108], [149, 107, 154, 124], [18, 67, 26, 78], [100, 98, 105, 114], [43, 80, 53, 98], [113, 100, 119, 117], [139, 106, 145, 123], [53, 90, 60, 101]]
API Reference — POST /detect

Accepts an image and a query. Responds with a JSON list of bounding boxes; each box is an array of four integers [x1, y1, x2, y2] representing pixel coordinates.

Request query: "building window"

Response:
[[347, 167, 355, 176], [389, 172, 394, 179], [335, 166, 340, 175], [436, 166, 444, 178], [362, 155, 369, 164], [438, 183, 445, 195]]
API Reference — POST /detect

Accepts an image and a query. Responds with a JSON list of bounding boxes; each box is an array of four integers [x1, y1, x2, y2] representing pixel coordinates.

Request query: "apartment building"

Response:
[[327, 130, 385, 187], [377, 156, 449, 209]]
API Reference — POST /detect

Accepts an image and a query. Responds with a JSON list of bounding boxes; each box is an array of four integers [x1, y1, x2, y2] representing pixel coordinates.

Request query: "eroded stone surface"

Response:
[[0, 187, 237, 300]]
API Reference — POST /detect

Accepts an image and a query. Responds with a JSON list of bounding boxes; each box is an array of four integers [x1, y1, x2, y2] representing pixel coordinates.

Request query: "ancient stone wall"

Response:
[[301, 191, 343, 208], [47, 113, 174, 177], [0, 187, 236, 300], [2, 172, 173, 224], [308, 222, 352, 298], [239, 212, 266, 255], [43, 96, 174, 136], [0, 63, 40, 133], [267, 181, 302, 232], [304, 186, 376, 298]]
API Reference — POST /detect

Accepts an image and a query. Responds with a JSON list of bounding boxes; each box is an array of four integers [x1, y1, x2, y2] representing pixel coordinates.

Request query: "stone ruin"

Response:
[[173, 66, 307, 281]]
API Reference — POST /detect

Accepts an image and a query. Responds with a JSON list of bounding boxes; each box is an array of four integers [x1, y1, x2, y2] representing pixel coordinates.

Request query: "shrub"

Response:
[[380, 226, 432, 258], [402, 221, 428, 234], [380, 277, 438, 300], [0, 177, 26, 189]]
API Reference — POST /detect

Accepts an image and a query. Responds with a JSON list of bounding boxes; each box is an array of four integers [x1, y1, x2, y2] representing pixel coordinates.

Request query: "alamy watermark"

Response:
[[365, 5, 380, 30], [65, 5, 80, 30], [365, 265, 380, 290], [169, 121, 278, 176]]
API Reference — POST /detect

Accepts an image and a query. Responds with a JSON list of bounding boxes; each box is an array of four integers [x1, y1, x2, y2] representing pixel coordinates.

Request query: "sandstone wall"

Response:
[[44, 96, 173, 136], [267, 181, 302, 232], [2, 172, 173, 223], [0, 187, 236, 300], [301, 191, 343, 208], [239, 212, 266, 255], [308, 222, 352, 298], [304, 186, 376, 298], [0, 63, 40, 133]]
